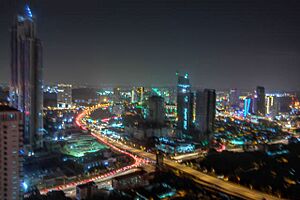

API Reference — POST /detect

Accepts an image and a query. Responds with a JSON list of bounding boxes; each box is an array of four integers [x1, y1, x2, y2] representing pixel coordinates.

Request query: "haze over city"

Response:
[[1, 0, 300, 89]]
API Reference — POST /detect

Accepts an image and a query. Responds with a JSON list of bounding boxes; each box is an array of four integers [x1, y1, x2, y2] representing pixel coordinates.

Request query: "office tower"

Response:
[[0, 106, 23, 200], [148, 95, 165, 125], [131, 88, 137, 103], [244, 97, 252, 117], [266, 95, 274, 115], [277, 96, 293, 113], [195, 89, 216, 136], [137, 87, 144, 103], [266, 95, 279, 117], [256, 86, 266, 116], [229, 88, 239, 108], [113, 87, 121, 103], [57, 84, 72, 109], [10, 4, 43, 149], [131, 87, 144, 104], [176, 73, 193, 138]]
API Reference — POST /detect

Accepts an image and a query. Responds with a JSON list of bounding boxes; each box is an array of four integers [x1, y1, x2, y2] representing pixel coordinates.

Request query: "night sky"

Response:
[[0, 0, 300, 90]]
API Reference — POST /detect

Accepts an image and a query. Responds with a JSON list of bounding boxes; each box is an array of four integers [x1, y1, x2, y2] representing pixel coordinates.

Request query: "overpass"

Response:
[[91, 132, 282, 200], [80, 103, 282, 200]]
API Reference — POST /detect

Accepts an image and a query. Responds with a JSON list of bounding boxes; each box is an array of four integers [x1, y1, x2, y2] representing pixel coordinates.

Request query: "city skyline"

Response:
[[0, 0, 300, 90], [0, 2, 299, 199]]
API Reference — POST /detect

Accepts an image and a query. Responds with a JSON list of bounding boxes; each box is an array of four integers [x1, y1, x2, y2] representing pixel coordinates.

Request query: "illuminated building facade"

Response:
[[0, 106, 23, 200], [137, 87, 144, 103], [176, 73, 193, 138], [131, 87, 144, 104], [244, 97, 252, 117], [195, 89, 216, 135], [165, 104, 177, 120], [256, 86, 266, 116], [265, 95, 279, 116], [10, 4, 43, 149], [229, 88, 240, 108], [57, 84, 72, 109]]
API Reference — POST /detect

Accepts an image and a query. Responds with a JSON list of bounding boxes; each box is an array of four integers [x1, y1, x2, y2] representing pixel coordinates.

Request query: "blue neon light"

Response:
[[231, 140, 244, 145], [184, 96, 188, 103], [244, 98, 251, 117], [22, 182, 28, 191], [183, 108, 188, 130], [244, 99, 247, 117], [178, 84, 190, 89], [247, 99, 251, 115], [25, 5, 33, 18]]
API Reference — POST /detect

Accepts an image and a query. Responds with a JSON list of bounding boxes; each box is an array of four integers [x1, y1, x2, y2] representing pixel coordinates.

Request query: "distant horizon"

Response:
[[1, 0, 300, 90], [1, 81, 299, 94]]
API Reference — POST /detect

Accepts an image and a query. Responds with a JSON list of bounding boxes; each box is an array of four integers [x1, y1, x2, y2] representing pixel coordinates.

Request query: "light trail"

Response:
[[50, 103, 281, 200], [80, 104, 282, 200], [40, 104, 148, 195]]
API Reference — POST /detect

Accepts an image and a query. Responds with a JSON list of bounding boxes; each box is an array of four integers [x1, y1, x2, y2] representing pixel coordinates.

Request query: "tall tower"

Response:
[[256, 86, 266, 116], [148, 95, 165, 125], [10, 4, 43, 150], [195, 89, 216, 137], [0, 106, 24, 200], [176, 73, 193, 139], [229, 88, 239, 108]]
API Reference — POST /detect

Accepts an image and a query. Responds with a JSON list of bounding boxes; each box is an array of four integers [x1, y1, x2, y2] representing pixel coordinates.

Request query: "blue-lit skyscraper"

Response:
[[10, 4, 44, 150], [255, 86, 266, 116], [176, 73, 193, 139], [244, 97, 252, 117]]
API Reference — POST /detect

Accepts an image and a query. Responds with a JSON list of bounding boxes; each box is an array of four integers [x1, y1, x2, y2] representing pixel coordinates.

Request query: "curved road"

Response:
[[82, 103, 282, 200], [40, 104, 148, 194]]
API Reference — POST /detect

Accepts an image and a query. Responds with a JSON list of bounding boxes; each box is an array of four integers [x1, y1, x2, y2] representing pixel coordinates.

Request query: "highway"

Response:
[[60, 168, 142, 198], [92, 132, 281, 200], [82, 103, 282, 200], [39, 104, 149, 195]]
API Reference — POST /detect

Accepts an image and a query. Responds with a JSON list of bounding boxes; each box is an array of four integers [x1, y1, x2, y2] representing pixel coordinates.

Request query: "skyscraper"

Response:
[[229, 88, 240, 108], [131, 87, 144, 104], [244, 97, 252, 117], [10, 4, 43, 149], [195, 89, 216, 136], [176, 73, 193, 138], [256, 86, 266, 116], [113, 87, 121, 103], [0, 106, 24, 200], [57, 84, 72, 109], [148, 95, 165, 125]]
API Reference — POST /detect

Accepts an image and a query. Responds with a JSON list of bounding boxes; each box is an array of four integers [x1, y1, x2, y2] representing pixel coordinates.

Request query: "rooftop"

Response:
[[76, 181, 96, 189], [0, 105, 19, 112]]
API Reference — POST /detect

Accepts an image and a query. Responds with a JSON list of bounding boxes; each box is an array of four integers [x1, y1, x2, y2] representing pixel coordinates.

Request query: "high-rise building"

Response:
[[148, 95, 165, 125], [131, 87, 144, 104], [0, 106, 24, 200], [266, 95, 274, 115], [244, 97, 252, 117], [195, 89, 216, 136], [176, 73, 193, 138], [10, 4, 43, 149], [113, 87, 121, 103], [137, 87, 144, 103], [229, 88, 239, 108], [57, 84, 72, 109], [256, 86, 266, 116]]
